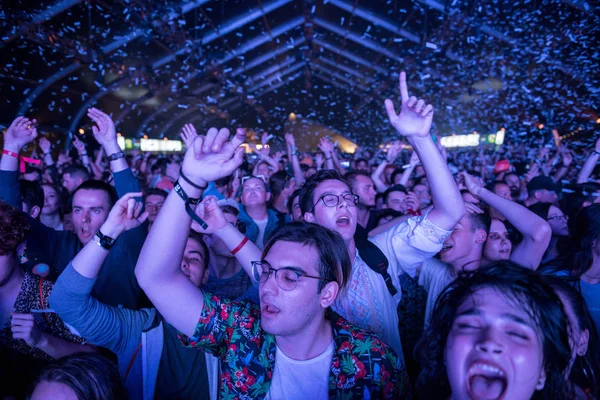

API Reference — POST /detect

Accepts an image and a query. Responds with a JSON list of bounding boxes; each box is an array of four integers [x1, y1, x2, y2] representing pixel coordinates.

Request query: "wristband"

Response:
[[173, 182, 208, 230], [93, 230, 116, 251], [2, 149, 18, 158], [108, 151, 125, 161], [231, 236, 249, 255], [179, 169, 208, 190], [594, 150, 600, 157], [80, 153, 88, 157]]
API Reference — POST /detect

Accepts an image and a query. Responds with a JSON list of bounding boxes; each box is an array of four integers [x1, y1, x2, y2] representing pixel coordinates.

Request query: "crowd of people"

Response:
[[1, 72, 599, 400]]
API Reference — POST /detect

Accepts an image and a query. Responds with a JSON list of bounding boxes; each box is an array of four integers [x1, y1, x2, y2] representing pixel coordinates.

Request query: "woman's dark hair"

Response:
[[373, 208, 404, 227], [29, 352, 128, 400], [544, 277, 600, 395], [0, 202, 30, 256], [390, 168, 403, 185], [415, 261, 572, 399], [529, 202, 552, 220], [569, 204, 600, 277], [262, 221, 351, 293]]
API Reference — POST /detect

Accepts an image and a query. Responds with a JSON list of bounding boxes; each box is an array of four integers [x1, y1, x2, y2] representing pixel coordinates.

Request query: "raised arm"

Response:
[[285, 133, 305, 186], [88, 108, 128, 173], [192, 196, 261, 281], [553, 148, 572, 183], [398, 150, 419, 187], [72, 135, 91, 173], [318, 137, 336, 171], [462, 172, 551, 270], [135, 128, 246, 337], [372, 141, 402, 193], [577, 138, 600, 184], [385, 71, 465, 230], [1, 116, 38, 172]]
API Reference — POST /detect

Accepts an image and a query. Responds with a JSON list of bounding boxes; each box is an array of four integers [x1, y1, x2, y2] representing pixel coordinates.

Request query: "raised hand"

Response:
[[318, 137, 334, 155], [405, 192, 420, 212], [261, 132, 273, 147], [72, 135, 87, 155], [87, 108, 116, 147], [561, 152, 573, 167], [38, 137, 51, 155], [465, 202, 484, 214], [4, 116, 38, 151], [460, 172, 484, 197], [11, 313, 43, 347], [523, 163, 540, 182], [408, 150, 420, 167], [180, 124, 198, 148], [182, 127, 246, 187], [314, 152, 324, 168], [284, 133, 296, 149], [101, 192, 149, 238], [191, 196, 228, 234], [249, 142, 271, 158], [385, 71, 433, 139], [386, 140, 402, 163], [272, 151, 284, 164]]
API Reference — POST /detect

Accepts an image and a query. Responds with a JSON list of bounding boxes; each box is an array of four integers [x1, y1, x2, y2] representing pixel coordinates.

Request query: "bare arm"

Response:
[[135, 128, 245, 337], [317, 137, 336, 171], [285, 133, 305, 186], [463, 173, 551, 270], [1, 117, 38, 172], [398, 150, 419, 187], [577, 138, 600, 184], [371, 161, 390, 193]]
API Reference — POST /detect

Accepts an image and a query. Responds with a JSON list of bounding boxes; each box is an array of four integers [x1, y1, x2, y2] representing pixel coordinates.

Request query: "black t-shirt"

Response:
[[155, 323, 210, 400]]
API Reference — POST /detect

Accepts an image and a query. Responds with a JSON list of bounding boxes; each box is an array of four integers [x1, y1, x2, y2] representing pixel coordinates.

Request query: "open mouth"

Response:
[[262, 304, 280, 317], [467, 362, 508, 400], [336, 216, 350, 227], [441, 243, 454, 252]]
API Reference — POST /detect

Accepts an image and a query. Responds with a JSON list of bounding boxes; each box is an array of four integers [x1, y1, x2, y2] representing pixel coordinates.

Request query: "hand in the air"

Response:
[[4, 117, 38, 150], [101, 192, 149, 238], [385, 71, 434, 139], [87, 108, 116, 147], [180, 124, 198, 148]]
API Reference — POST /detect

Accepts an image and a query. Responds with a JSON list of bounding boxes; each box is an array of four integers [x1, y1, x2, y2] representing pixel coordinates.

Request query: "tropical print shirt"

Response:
[[179, 292, 411, 400]]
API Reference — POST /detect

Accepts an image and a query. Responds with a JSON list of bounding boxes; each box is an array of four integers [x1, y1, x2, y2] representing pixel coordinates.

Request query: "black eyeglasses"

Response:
[[311, 193, 359, 212], [251, 261, 328, 291]]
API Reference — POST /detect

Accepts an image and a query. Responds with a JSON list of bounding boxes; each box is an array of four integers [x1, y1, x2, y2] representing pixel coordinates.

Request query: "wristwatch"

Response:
[[108, 151, 125, 161], [93, 230, 116, 251]]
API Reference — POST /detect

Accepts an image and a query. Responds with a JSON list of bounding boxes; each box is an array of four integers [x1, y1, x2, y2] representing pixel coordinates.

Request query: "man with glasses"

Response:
[[238, 175, 285, 249], [134, 128, 408, 399], [298, 72, 465, 362]]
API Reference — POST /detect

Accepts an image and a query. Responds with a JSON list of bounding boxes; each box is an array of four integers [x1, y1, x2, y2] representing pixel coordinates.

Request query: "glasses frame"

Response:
[[311, 193, 359, 212], [547, 214, 568, 221], [241, 175, 267, 185], [251, 261, 328, 291]]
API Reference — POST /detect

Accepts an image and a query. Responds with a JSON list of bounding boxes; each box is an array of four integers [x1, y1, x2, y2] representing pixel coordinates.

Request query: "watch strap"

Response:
[[94, 230, 116, 251], [108, 151, 125, 161]]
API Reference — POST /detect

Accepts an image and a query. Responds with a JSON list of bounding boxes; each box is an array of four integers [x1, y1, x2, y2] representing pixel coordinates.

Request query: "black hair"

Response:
[[23, 165, 42, 179], [145, 188, 167, 199], [187, 231, 210, 269], [299, 170, 349, 215], [382, 184, 408, 204], [19, 179, 44, 214], [220, 205, 239, 217], [544, 276, 600, 396], [354, 158, 368, 167], [373, 208, 404, 227], [29, 352, 128, 400], [390, 168, 403, 185], [72, 180, 118, 207], [269, 170, 291, 198], [529, 203, 552, 220], [262, 221, 351, 293], [62, 164, 90, 182], [343, 170, 372, 192], [466, 210, 492, 234], [485, 181, 508, 193], [415, 261, 572, 399], [287, 187, 304, 217], [568, 204, 600, 277]]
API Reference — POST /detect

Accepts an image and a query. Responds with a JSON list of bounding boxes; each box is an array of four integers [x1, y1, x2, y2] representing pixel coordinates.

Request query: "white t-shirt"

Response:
[[265, 341, 334, 400], [254, 217, 269, 249], [418, 257, 453, 328]]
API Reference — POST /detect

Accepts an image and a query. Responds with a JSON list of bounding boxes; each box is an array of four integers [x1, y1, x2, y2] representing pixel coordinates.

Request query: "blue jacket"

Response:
[[0, 168, 147, 309], [50, 265, 219, 400], [237, 204, 289, 246]]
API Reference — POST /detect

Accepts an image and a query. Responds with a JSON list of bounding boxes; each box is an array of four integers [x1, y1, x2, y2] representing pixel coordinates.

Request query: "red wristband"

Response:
[[231, 236, 249, 255], [2, 149, 18, 158]]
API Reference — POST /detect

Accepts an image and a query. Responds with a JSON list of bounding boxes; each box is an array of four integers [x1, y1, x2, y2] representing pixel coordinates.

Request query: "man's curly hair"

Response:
[[0, 202, 30, 256]]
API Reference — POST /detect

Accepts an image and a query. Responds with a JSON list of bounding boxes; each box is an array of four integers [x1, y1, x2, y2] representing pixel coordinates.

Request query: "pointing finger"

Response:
[[399, 71, 409, 105]]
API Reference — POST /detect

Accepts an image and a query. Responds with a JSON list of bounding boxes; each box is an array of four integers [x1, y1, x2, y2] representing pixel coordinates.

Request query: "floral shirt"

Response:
[[179, 292, 410, 400]]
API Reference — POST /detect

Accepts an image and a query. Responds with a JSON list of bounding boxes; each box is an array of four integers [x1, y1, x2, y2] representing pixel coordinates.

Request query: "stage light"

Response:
[[538, 124, 544, 129], [289, 112, 296, 121], [78, 128, 85, 134], [596, 118, 600, 124]]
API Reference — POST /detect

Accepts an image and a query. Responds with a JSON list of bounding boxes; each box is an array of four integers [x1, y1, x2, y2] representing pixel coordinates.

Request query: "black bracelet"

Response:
[[80, 153, 88, 157], [179, 169, 208, 190], [173, 182, 208, 230], [594, 150, 600, 157]]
